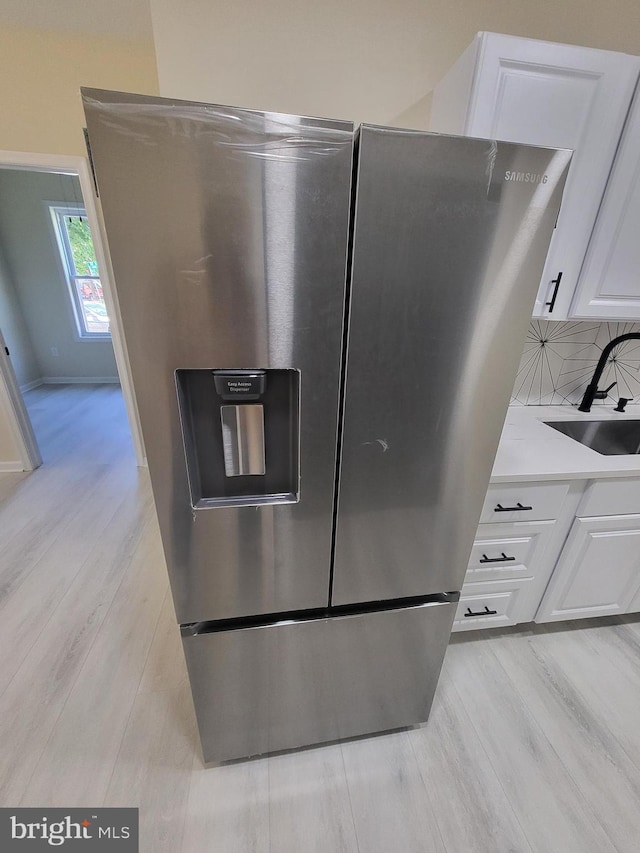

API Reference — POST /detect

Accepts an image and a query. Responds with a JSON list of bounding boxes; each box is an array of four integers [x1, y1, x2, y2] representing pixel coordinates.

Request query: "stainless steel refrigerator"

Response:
[[82, 89, 570, 762]]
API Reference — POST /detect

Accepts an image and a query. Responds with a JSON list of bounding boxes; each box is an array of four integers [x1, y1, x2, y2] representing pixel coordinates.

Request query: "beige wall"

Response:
[[0, 25, 158, 157], [0, 26, 157, 464], [150, 0, 640, 128]]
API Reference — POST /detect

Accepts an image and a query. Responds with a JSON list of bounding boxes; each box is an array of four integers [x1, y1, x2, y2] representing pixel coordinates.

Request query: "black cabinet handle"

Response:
[[494, 502, 532, 512], [479, 552, 516, 563], [464, 606, 498, 618], [546, 271, 563, 313]]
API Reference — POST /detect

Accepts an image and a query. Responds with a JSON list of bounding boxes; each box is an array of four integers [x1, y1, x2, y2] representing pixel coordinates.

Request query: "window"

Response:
[[50, 205, 110, 339]]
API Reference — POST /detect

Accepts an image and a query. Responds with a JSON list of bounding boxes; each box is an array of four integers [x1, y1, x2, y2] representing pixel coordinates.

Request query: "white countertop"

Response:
[[491, 404, 640, 483]]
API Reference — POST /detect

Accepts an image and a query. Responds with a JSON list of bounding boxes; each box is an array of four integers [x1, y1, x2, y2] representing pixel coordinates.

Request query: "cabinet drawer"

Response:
[[452, 578, 536, 632], [578, 478, 640, 517], [467, 521, 554, 583], [480, 481, 570, 523]]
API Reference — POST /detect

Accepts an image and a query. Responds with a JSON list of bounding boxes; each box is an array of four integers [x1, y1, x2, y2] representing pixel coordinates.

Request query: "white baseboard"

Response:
[[19, 378, 44, 392], [0, 460, 24, 472], [42, 376, 120, 385]]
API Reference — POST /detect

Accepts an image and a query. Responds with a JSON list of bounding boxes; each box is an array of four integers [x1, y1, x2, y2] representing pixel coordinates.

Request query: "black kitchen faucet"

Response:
[[578, 332, 640, 412]]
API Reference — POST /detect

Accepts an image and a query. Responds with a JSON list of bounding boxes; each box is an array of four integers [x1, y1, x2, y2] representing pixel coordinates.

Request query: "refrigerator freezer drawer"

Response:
[[182, 598, 456, 762]]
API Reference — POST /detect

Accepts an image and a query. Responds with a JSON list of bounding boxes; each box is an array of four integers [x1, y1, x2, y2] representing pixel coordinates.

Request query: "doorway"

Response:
[[0, 151, 144, 470]]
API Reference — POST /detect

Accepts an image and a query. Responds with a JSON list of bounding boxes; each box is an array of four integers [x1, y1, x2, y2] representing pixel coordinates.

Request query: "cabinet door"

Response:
[[536, 515, 640, 622], [571, 90, 640, 318], [466, 33, 639, 319], [628, 582, 640, 614]]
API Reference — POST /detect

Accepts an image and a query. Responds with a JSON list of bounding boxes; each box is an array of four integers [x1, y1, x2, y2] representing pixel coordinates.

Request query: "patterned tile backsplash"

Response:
[[511, 320, 640, 406]]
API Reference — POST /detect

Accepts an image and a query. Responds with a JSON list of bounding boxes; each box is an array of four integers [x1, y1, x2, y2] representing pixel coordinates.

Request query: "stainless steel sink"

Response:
[[544, 419, 640, 455]]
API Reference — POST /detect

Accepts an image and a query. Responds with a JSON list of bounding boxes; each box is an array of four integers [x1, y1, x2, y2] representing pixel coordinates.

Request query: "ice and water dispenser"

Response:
[[176, 369, 300, 508]]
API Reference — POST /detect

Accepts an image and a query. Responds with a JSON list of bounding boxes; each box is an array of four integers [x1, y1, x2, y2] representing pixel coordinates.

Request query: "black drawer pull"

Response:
[[479, 552, 516, 563], [494, 502, 532, 512], [464, 606, 498, 618]]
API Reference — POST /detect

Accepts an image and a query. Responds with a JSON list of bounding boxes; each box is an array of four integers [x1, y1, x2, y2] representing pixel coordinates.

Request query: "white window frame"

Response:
[[49, 203, 111, 341]]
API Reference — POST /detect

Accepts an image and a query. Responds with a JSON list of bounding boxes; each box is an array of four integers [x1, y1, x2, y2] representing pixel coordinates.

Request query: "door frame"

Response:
[[0, 149, 146, 468], [0, 326, 41, 470]]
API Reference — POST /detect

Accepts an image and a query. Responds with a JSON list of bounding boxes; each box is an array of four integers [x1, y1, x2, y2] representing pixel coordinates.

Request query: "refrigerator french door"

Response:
[[83, 89, 570, 762]]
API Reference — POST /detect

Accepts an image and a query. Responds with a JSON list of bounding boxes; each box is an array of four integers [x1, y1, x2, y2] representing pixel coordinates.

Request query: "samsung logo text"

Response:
[[504, 171, 548, 184]]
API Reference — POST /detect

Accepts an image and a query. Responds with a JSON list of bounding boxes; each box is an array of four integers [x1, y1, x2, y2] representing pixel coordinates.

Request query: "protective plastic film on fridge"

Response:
[[83, 89, 571, 762]]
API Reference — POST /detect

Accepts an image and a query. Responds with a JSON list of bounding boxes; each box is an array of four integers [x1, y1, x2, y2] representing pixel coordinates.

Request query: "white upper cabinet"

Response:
[[571, 88, 640, 318], [431, 32, 640, 320]]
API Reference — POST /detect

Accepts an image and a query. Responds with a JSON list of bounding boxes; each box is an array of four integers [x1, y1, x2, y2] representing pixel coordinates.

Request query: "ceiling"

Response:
[[0, 0, 153, 41]]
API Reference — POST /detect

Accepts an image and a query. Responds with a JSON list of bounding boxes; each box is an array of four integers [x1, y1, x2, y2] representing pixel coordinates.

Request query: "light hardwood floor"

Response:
[[2, 384, 640, 851]]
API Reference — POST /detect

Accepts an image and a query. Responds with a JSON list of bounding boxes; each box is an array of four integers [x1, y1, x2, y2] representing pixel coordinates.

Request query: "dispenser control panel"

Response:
[[213, 370, 266, 400]]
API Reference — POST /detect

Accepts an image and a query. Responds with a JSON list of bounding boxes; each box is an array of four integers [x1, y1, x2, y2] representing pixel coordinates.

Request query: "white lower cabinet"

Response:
[[452, 512, 564, 633], [457, 476, 640, 632], [535, 514, 640, 621]]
